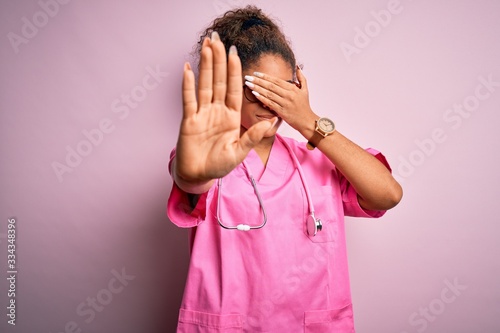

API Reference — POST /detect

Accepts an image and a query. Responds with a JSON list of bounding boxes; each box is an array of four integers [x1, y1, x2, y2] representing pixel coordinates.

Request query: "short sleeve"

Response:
[[340, 148, 392, 218], [166, 149, 212, 228]]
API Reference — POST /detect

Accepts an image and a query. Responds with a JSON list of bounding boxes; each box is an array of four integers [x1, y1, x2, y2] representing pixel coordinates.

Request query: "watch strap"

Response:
[[306, 119, 320, 150], [306, 117, 335, 150]]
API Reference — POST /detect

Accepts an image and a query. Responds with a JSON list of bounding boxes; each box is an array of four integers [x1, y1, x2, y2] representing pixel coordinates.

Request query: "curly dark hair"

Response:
[[193, 5, 296, 75]]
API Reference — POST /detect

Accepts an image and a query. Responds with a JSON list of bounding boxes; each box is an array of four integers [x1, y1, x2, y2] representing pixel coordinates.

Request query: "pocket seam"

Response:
[[304, 304, 354, 324], [179, 309, 243, 329]]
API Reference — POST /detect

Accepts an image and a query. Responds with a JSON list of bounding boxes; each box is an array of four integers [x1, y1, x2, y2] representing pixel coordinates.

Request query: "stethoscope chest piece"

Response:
[[307, 214, 323, 236]]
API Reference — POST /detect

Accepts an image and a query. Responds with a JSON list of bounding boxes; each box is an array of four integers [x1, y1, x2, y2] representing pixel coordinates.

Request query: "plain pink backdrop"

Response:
[[1, 0, 499, 332]]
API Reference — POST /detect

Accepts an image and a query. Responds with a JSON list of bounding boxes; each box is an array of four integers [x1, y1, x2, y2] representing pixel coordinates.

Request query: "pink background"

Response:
[[1, 0, 499, 332]]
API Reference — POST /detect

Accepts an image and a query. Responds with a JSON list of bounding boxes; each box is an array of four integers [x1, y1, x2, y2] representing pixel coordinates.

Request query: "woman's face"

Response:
[[241, 54, 294, 138]]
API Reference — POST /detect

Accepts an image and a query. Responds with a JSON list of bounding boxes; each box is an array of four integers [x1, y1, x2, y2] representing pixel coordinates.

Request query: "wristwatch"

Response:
[[306, 117, 336, 150]]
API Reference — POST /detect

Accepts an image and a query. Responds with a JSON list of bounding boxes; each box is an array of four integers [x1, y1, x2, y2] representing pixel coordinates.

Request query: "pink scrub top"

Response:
[[167, 134, 391, 333]]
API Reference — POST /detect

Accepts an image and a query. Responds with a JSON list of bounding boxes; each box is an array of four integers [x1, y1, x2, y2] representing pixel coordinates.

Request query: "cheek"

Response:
[[240, 105, 253, 128]]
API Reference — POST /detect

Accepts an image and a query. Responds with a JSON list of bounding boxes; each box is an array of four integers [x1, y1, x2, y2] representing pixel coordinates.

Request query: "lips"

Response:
[[256, 111, 278, 120]]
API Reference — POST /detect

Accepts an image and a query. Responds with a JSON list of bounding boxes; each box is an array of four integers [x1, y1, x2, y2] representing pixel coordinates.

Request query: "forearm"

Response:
[[237, 67, 402, 210], [299, 114, 403, 211]]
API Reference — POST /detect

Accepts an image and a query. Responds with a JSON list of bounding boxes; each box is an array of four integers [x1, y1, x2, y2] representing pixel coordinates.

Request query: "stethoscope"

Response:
[[216, 135, 323, 236]]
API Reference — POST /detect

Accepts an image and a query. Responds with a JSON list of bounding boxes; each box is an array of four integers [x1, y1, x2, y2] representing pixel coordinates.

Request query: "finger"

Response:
[[225, 45, 243, 111], [237, 118, 277, 153], [198, 37, 213, 107], [246, 74, 296, 103], [247, 88, 284, 114], [210, 31, 227, 103], [247, 72, 291, 95], [182, 62, 198, 118], [296, 65, 308, 91]]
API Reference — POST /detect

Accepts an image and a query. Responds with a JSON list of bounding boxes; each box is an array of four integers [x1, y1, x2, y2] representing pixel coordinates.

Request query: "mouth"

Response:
[[256, 111, 279, 120]]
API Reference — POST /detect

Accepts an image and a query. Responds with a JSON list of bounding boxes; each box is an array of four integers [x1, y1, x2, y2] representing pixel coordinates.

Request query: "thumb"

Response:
[[237, 118, 277, 153]]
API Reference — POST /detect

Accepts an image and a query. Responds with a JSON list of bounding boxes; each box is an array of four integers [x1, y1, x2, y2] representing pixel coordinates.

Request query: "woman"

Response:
[[168, 5, 402, 332]]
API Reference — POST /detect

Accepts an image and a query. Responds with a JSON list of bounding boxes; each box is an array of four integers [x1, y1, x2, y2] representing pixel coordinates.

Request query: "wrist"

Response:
[[303, 116, 336, 150], [173, 158, 214, 194], [298, 111, 319, 141], [174, 172, 214, 194]]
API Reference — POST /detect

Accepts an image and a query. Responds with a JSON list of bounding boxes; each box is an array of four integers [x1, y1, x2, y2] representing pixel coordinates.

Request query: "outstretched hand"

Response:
[[174, 32, 276, 192]]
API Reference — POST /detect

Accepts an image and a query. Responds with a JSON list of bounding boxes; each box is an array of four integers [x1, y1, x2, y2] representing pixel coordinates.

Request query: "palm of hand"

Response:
[[177, 102, 242, 180], [175, 33, 274, 183]]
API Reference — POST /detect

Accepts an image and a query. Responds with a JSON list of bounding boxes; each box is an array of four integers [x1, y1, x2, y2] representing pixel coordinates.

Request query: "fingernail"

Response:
[[253, 72, 264, 78], [245, 81, 254, 88], [244, 75, 254, 82], [229, 45, 237, 55], [211, 31, 220, 42], [251, 90, 260, 97], [271, 117, 279, 127]]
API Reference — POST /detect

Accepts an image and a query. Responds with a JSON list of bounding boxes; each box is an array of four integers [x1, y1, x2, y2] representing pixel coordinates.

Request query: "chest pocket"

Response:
[[302, 185, 343, 243]]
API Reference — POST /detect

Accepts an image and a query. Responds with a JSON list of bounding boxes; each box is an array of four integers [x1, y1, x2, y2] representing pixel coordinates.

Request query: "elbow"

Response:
[[384, 181, 403, 210], [360, 181, 403, 211]]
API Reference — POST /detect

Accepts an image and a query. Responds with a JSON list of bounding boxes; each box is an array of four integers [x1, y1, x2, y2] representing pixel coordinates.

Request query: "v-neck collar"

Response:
[[244, 135, 291, 184]]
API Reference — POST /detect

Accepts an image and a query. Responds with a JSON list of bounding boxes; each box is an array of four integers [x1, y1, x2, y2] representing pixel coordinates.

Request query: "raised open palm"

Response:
[[174, 32, 274, 188]]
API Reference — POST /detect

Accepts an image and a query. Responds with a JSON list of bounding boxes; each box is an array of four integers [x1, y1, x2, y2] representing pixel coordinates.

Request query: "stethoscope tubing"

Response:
[[216, 134, 317, 232], [216, 161, 268, 230], [278, 135, 316, 216]]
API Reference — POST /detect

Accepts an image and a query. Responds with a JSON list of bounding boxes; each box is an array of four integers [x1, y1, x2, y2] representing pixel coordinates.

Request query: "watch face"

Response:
[[318, 118, 335, 133]]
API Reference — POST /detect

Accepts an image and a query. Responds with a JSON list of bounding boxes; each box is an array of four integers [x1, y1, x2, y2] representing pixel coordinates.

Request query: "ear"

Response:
[[296, 65, 308, 91]]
